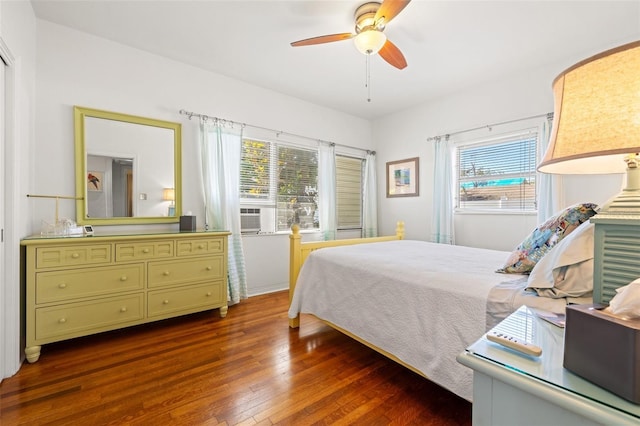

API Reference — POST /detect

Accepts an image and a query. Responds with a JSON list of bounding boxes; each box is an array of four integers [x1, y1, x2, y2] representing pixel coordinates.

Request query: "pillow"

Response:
[[526, 221, 594, 298], [497, 202, 598, 274]]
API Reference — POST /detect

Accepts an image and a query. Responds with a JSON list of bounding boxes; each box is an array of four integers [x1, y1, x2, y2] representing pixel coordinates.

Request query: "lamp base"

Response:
[[597, 164, 640, 216], [591, 163, 640, 306]]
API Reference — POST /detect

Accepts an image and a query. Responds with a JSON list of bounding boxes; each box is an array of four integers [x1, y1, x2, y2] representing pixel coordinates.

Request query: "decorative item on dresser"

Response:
[[21, 230, 230, 363]]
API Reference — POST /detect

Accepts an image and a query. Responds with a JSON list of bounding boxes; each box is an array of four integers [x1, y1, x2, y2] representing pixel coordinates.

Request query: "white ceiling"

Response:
[[30, 0, 640, 120]]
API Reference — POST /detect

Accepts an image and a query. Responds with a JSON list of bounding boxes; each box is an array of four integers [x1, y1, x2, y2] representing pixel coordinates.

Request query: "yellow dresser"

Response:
[[21, 231, 230, 363]]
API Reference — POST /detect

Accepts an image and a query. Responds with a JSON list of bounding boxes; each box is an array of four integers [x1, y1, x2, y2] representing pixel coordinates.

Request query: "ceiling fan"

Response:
[[290, 0, 411, 70]]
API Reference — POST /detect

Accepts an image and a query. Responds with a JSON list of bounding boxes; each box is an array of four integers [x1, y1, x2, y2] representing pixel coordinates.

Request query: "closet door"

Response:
[[0, 56, 6, 381], [1, 59, 5, 259]]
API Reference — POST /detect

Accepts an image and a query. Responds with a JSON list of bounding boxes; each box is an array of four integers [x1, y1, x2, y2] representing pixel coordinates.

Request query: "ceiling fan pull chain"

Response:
[[366, 54, 372, 103]]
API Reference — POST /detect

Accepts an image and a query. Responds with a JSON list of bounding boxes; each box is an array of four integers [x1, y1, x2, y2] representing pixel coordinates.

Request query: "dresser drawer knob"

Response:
[[120, 276, 128, 281], [58, 283, 67, 289], [206, 292, 212, 297], [71, 253, 80, 259], [163, 271, 171, 276], [58, 318, 67, 324], [163, 299, 170, 305], [142, 248, 150, 254], [198, 244, 205, 249], [206, 266, 212, 271], [120, 307, 128, 313]]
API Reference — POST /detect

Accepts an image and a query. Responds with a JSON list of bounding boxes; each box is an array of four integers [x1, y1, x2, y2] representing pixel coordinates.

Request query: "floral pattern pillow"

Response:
[[497, 202, 598, 274]]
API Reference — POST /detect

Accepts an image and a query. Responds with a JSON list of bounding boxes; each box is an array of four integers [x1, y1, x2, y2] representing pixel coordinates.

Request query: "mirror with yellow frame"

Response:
[[74, 106, 182, 225]]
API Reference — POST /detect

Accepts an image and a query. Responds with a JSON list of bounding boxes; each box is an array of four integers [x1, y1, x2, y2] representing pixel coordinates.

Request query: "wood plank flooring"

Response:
[[0, 291, 471, 425]]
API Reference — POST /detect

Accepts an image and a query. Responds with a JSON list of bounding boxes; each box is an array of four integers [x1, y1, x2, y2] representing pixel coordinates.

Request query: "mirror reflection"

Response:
[[86, 155, 134, 218], [74, 107, 182, 225]]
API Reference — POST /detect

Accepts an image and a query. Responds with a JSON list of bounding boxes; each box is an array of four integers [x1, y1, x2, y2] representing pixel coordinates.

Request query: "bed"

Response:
[[288, 204, 598, 401]]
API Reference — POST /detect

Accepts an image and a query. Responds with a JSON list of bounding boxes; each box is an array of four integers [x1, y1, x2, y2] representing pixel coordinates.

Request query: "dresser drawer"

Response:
[[36, 244, 112, 269], [148, 257, 225, 288], [35, 294, 144, 341], [115, 241, 174, 262], [176, 237, 225, 257], [148, 281, 224, 317], [35, 264, 144, 304]]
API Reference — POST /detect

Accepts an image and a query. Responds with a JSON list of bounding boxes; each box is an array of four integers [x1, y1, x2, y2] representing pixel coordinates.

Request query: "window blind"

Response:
[[457, 134, 537, 211], [240, 139, 273, 203], [336, 155, 363, 229]]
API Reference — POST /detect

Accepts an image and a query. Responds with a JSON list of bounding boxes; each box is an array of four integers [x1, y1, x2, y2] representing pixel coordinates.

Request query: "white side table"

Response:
[[457, 306, 640, 426]]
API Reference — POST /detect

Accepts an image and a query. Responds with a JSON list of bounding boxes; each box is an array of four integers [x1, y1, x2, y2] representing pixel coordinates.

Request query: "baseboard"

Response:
[[248, 282, 288, 297]]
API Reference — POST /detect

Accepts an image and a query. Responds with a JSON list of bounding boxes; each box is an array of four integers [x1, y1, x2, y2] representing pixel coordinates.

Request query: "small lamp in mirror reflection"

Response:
[[163, 188, 175, 216], [537, 40, 640, 305]]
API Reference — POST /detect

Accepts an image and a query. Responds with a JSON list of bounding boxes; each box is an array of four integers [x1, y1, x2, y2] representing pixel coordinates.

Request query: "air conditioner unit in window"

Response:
[[240, 208, 261, 234]]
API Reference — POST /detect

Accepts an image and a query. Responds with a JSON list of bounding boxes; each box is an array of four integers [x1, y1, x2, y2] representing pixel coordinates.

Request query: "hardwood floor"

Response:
[[1, 291, 471, 425]]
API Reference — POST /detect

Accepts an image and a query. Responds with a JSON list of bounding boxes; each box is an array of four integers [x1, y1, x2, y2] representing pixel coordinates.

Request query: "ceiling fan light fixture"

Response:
[[354, 29, 387, 55]]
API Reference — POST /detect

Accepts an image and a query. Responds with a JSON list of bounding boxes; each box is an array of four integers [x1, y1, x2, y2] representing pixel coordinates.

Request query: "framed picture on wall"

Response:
[[87, 171, 103, 192], [386, 157, 419, 197]]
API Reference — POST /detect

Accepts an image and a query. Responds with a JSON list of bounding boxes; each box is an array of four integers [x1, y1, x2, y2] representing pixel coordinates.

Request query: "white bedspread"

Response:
[[288, 239, 579, 401]]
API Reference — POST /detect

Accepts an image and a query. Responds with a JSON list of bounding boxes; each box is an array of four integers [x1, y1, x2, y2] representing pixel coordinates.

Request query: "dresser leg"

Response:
[[25, 346, 42, 363], [220, 305, 228, 318]]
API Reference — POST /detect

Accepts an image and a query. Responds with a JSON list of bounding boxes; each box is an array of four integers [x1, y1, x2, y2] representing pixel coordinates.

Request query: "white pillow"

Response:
[[527, 221, 594, 298]]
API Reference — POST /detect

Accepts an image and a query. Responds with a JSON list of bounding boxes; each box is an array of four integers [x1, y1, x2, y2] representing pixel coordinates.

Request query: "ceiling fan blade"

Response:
[[290, 33, 354, 47], [374, 0, 411, 26], [379, 39, 407, 69]]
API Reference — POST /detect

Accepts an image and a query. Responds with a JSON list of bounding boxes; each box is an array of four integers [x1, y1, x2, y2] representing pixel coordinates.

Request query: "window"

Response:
[[336, 155, 363, 229], [240, 139, 272, 203], [276, 146, 318, 231], [241, 138, 318, 232], [240, 139, 364, 233], [457, 132, 537, 211]]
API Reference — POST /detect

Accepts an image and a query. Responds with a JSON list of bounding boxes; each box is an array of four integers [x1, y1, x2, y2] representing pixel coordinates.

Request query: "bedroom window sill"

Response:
[[454, 209, 537, 216], [242, 228, 359, 238], [241, 229, 322, 237]]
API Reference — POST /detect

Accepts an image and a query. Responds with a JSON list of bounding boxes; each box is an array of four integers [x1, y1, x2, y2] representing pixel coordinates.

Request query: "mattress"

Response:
[[288, 239, 583, 401]]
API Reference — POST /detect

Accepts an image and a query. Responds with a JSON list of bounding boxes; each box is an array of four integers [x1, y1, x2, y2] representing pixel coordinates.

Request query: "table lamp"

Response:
[[163, 187, 175, 216], [538, 40, 640, 304]]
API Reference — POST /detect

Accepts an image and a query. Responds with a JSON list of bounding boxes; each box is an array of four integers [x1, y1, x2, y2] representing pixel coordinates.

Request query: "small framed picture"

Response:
[[386, 157, 420, 197], [87, 171, 103, 192]]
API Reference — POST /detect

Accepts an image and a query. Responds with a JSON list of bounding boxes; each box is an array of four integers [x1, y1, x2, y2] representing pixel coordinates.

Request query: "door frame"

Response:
[[0, 36, 22, 380]]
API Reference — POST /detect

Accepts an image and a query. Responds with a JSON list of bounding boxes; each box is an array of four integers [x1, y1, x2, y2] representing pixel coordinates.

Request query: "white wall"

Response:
[[373, 35, 639, 251], [34, 20, 374, 297]]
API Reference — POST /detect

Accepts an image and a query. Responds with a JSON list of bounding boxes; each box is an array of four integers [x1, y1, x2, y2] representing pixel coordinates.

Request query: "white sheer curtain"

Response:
[[537, 115, 564, 222], [318, 142, 337, 240], [430, 136, 455, 244], [362, 151, 378, 237], [200, 121, 248, 304]]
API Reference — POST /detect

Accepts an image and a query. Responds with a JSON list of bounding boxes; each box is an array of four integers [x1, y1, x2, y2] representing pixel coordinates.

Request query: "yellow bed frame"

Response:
[[287, 222, 430, 378]]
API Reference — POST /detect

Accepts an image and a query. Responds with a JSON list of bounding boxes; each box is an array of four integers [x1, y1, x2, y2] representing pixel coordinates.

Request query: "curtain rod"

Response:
[[178, 109, 375, 155], [426, 112, 553, 142]]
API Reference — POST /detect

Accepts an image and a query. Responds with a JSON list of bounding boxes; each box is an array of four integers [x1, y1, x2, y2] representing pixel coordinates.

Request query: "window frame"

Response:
[[239, 137, 366, 234], [455, 129, 539, 213]]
